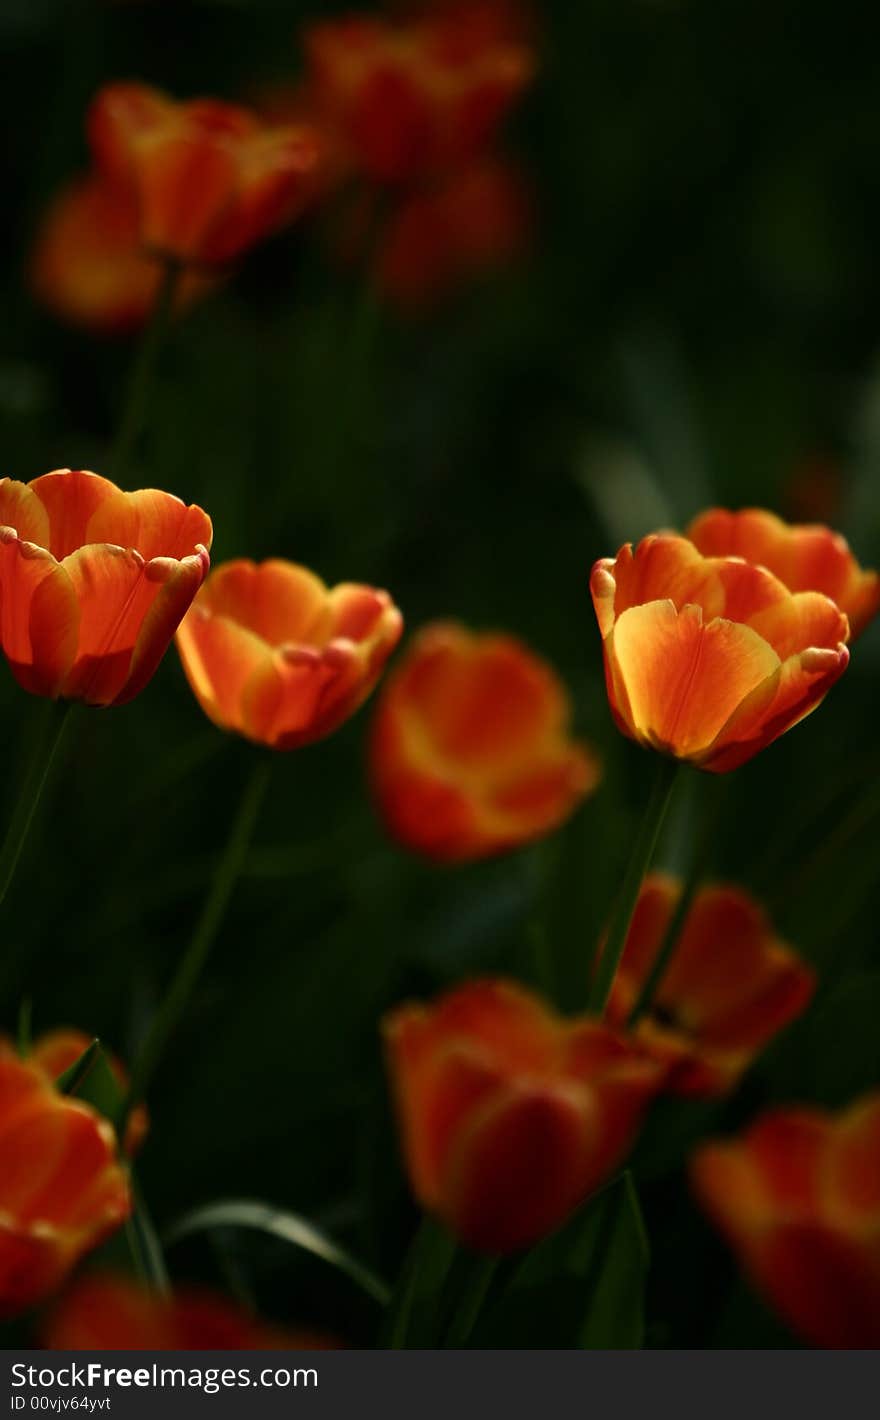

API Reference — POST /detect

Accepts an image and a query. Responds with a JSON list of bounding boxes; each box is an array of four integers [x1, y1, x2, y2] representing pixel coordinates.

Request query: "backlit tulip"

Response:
[[26, 1030, 149, 1158], [384, 978, 664, 1252], [591, 534, 849, 772], [0, 469, 212, 706], [88, 83, 321, 267], [0, 1054, 130, 1318], [692, 1093, 880, 1348], [369, 622, 599, 862], [303, 13, 533, 186], [687, 507, 880, 640], [175, 558, 402, 750], [377, 159, 531, 310], [43, 1274, 338, 1350], [604, 874, 815, 1095], [30, 173, 213, 336]]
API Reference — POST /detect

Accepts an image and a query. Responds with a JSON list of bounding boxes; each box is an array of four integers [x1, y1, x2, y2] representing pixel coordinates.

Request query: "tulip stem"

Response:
[[626, 866, 701, 1029], [0, 699, 74, 917], [118, 756, 272, 1134], [110, 258, 181, 482], [588, 757, 682, 1017]]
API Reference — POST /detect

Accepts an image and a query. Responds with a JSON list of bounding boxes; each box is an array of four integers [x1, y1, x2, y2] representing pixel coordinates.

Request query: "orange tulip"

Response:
[[376, 158, 531, 310], [87, 83, 321, 267], [175, 558, 402, 750], [43, 1273, 338, 1350], [384, 978, 664, 1252], [692, 1092, 880, 1348], [0, 469, 212, 706], [30, 172, 214, 336], [687, 507, 880, 641], [604, 873, 815, 1095], [369, 621, 599, 863], [24, 1030, 149, 1159], [303, 13, 533, 186], [590, 534, 850, 772], [0, 1054, 130, 1318]]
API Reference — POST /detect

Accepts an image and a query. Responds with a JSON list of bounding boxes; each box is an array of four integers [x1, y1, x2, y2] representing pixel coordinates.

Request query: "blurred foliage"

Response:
[[1, 0, 879, 1348]]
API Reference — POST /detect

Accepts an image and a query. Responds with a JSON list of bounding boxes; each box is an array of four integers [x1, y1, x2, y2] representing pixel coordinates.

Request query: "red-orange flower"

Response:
[[25, 1030, 148, 1159], [175, 558, 402, 750], [369, 622, 599, 863], [591, 534, 850, 772], [303, 13, 533, 186], [88, 83, 321, 267], [29, 173, 214, 336], [0, 1055, 130, 1318], [0, 469, 212, 706], [604, 873, 815, 1095], [384, 978, 664, 1252], [43, 1273, 338, 1350], [692, 1093, 880, 1348], [376, 158, 531, 309], [687, 507, 880, 641]]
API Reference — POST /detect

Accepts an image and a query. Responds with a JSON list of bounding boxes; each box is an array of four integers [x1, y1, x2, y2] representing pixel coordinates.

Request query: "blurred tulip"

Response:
[[604, 873, 815, 1095], [175, 558, 402, 750], [384, 978, 664, 1252], [43, 1273, 338, 1350], [687, 507, 880, 641], [377, 158, 531, 310], [782, 455, 844, 527], [692, 1093, 880, 1348], [30, 173, 214, 336], [591, 533, 850, 772], [303, 12, 533, 186], [0, 1054, 130, 1318], [87, 83, 321, 267], [26, 1030, 149, 1158], [369, 621, 598, 862], [0, 469, 212, 706]]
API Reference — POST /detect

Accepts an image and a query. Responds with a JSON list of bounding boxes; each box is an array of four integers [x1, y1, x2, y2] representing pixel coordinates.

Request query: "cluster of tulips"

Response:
[[2, 1, 878, 1353]]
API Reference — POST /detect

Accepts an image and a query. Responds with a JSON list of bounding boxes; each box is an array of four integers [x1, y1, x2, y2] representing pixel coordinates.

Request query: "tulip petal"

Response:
[[29, 470, 120, 561], [117, 551, 210, 706], [175, 609, 272, 734], [0, 533, 79, 697], [0, 480, 50, 545], [87, 489, 213, 563], [59, 544, 160, 705], [198, 559, 330, 646], [825, 1096, 880, 1225]]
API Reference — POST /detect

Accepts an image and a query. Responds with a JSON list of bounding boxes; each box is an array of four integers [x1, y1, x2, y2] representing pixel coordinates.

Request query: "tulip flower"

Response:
[[692, 1092, 880, 1348], [0, 469, 211, 706], [687, 507, 880, 641], [0, 1054, 130, 1318], [369, 621, 598, 862], [43, 1273, 338, 1350], [303, 13, 533, 186], [87, 83, 321, 269], [30, 173, 214, 336], [384, 978, 665, 1252], [590, 534, 850, 774], [24, 1029, 149, 1158], [604, 873, 815, 1095], [175, 558, 402, 750]]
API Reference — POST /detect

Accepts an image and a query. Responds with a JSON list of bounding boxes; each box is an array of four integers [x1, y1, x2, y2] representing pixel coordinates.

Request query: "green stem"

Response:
[[588, 757, 682, 1016], [118, 757, 272, 1133], [126, 1178, 170, 1295], [444, 1256, 498, 1347], [0, 699, 74, 915], [109, 259, 181, 482]]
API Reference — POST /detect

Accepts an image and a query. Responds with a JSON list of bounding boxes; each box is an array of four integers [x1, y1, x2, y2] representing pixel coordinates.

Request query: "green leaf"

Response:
[[473, 1173, 649, 1348], [381, 1217, 460, 1347], [55, 1037, 100, 1096], [165, 1198, 390, 1307], [73, 1041, 124, 1123]]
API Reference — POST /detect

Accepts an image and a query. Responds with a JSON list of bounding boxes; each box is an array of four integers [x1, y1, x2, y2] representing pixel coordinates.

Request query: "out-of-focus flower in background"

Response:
[[692, 1093, 880, 1348], [591, 533, 850, 772], [20, 1029, 149, 1158], [87, 83, 322, 268], [175, 558, 402, 750], [369, 621, 599, 862], [687, 507, 880, 640], [384, 978, 664, 1252], [781, 454, 845, 528], [0, 1054, 130, 1319], [604, 874, 815, 1095], [0, 469, 212, 706], [42, 1273, 339, 1350], [302, 10, 534, 187], [29, 173, 215, 336]]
